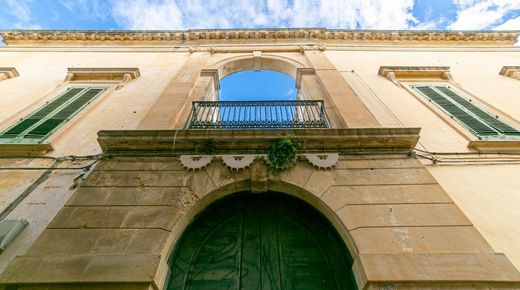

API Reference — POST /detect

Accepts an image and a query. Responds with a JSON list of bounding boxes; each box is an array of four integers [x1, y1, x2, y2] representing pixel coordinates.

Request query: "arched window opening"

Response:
[[187, 69, 330, 129], [167, 192, 358, 290], [219, 70, 297, 101]]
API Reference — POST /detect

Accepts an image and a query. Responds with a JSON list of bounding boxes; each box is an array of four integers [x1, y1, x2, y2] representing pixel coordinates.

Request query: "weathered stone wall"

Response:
[[1, 154, 518, 289]]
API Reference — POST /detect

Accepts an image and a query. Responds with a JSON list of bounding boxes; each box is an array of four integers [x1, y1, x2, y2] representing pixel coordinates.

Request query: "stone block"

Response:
[[303, 169, 335, 197], [321, 184, 451, 210], [81, 255, 160, 282], [69, 186, 193, 206], [49, 207, 128, 229], [360, 253, 520, 282], [285, 162, 314, 188], [26, 229, 170, 256], [0, 255, 90, 283], [336, 157, 423, 169], [351, 226, 493, 254], [332, 168, 437, 186], [94, 158, 184, 171], [120, 206, 180, 230], [125, 229, 170, 255], [337, 204, 471, 230], [83, 171, 188, 187]]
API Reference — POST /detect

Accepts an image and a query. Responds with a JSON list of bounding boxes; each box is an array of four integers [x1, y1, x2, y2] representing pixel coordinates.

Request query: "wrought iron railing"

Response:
[[187, 100, 330, 129]]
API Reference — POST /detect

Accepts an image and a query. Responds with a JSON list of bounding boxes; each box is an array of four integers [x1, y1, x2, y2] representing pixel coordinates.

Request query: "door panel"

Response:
[[168, 192, 357, 290]]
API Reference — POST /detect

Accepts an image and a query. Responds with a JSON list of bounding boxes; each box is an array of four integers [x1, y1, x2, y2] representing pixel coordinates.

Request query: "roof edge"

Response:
[[1, 28, 519, 47]]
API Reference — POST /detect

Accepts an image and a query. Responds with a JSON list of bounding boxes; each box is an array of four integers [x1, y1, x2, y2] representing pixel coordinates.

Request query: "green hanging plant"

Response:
[[266, 135, 300, 172]]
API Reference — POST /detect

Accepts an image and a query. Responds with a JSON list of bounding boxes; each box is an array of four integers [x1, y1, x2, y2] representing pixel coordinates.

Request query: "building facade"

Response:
[[0, 29, 519, 289]]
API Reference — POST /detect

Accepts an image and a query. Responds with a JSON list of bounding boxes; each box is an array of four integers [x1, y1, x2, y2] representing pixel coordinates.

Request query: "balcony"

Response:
[[186, 100, 330, 129]]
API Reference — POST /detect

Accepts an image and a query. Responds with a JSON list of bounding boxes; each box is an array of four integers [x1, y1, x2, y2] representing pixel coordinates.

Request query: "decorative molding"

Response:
[[379, 66, 454, 87], [304, 153, 339, 169], [2, 29, 518, 46], [0, 67, 19, 81], [200, 69, 220, 90], [220, 155, 256, 170], [295, 68, 315, 89], [179, 155, 213, 170], [179, 153, 339, 171], [64, 67, 140, 89], [499, 66, 520, 80]]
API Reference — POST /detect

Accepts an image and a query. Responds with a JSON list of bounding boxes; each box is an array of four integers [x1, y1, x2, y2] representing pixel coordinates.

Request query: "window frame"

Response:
[[0, 84, 110, 144], [410, 83, 520, 141]]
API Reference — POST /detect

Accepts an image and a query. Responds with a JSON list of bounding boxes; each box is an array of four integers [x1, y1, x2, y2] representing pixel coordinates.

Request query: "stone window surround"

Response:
[[0, 67, 19, 81], [0, 68, 140, 156], [379, 66, 520, 153], [64, 67, 140, 90]]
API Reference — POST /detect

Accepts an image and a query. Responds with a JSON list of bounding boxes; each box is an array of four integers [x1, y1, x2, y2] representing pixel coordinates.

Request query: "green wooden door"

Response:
[[167, 193, 357, 290]]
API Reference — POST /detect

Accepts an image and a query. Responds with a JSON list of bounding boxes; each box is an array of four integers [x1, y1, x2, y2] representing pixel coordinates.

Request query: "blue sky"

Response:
[[1, 0, 519, 100], [1, 0, 519, 31], [220, 71, 296, 101]]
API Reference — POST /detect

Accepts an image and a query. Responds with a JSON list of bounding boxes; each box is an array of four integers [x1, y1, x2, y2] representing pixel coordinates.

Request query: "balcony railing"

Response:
[[186, 100, 330, 129]]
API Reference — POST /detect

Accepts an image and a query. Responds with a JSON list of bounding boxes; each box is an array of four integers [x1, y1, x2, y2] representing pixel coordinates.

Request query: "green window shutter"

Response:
[[414, 85, 498, 138], [434, 86, 520, 136], [0, 87, 106, 143], [413, 85, 520, 139]]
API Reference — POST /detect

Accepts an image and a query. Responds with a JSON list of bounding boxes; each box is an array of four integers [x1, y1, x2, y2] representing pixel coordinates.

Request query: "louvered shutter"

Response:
[[0, 87, 105, 143], [23, 88, 105, 141], [0, 88, 84, 140], [434, 86, 520, 136], [414, 85, 499, 138]]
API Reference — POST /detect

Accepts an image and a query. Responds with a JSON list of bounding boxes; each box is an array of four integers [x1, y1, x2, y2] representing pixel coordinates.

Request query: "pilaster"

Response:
[[304, 50, 380, 128], [138, 52, 211, 129]]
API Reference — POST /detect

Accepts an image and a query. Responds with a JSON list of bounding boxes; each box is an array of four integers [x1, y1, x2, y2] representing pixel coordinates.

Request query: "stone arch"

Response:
[[210, 54, 307, 79], [159, 178, 364, 290]]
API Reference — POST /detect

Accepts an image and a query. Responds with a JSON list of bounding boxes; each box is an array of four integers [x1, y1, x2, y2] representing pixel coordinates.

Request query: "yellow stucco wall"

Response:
[[427, 164, 520, 271]]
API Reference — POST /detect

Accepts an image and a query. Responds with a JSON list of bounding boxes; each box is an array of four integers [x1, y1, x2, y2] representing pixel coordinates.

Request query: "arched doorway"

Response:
[[167, 192, 357, 290]]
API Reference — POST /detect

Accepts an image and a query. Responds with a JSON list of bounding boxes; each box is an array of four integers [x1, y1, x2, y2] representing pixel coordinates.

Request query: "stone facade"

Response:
[[0, 29, 520, 289]]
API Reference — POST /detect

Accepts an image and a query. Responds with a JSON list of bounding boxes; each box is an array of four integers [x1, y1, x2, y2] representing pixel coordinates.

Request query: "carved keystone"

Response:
[[250, 160, 268, 193]]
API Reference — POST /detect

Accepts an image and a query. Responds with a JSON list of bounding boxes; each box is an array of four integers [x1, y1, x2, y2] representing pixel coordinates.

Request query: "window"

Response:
[[0, 86, 107, 144], [412, 84, 520, 140]]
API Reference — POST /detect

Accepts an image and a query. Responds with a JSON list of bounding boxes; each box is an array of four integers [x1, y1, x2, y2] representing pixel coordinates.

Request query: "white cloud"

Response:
[[59, 0, 110, 20], [494, 15, 520, 30], [5, 0, 41, 29], [112, 0, 184, 30], [111, 0, 417, 30], [449, 0, 520, 30]]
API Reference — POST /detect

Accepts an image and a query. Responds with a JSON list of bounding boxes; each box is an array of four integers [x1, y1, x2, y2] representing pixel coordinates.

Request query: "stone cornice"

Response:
[[65, 67, 140, 81], [97, 128, 421, 155], [378, 66, 455, 87], [1, 29, 518, 47]]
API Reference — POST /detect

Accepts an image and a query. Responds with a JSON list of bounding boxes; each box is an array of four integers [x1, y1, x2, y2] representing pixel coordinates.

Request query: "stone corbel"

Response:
[[500, 66, 520, 80], [64, 67, 140, 90], [384, 71, 402, 88], [0, 67, 19, 81], [295, 68, 315, 89], [378, 66, 456, 87]]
